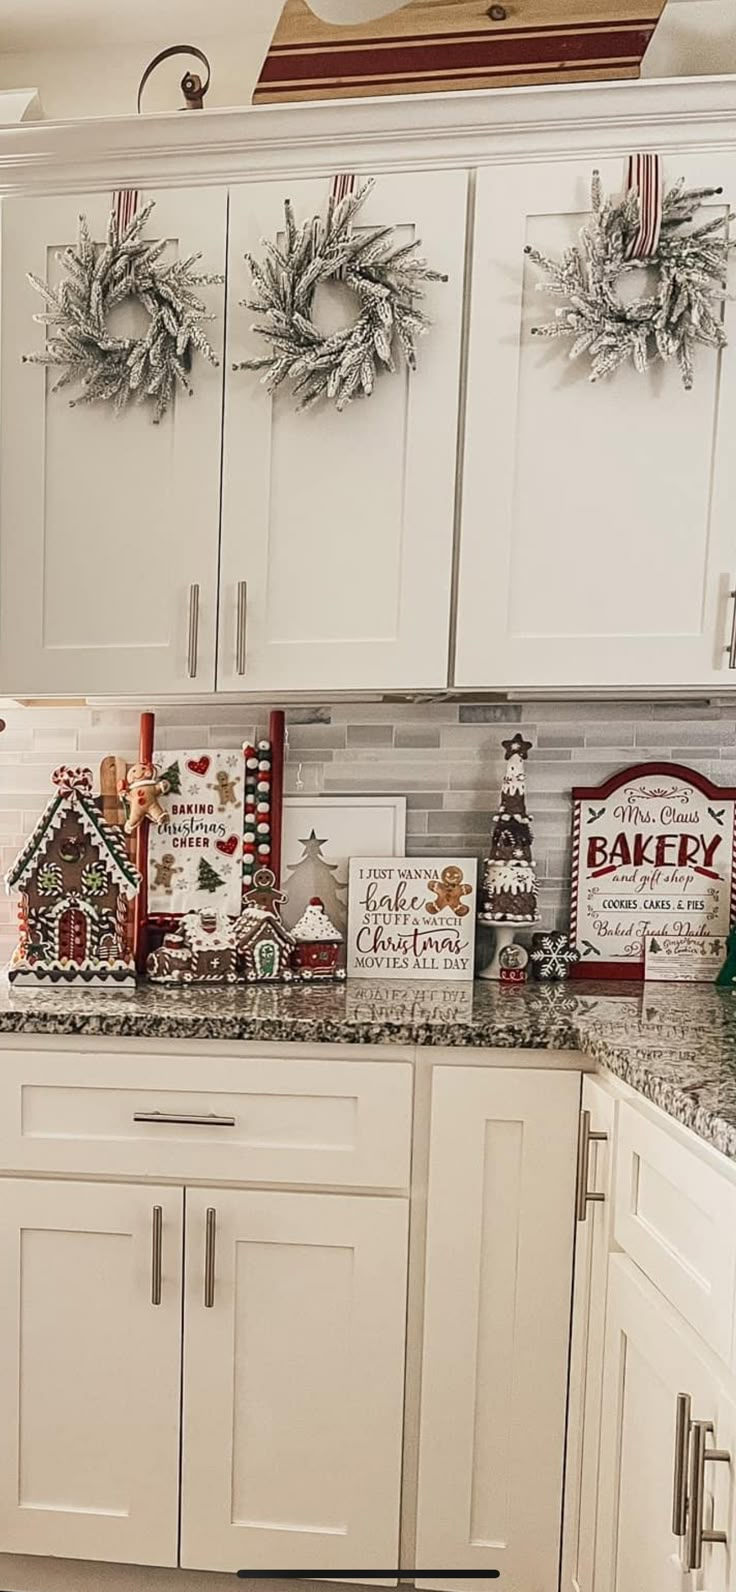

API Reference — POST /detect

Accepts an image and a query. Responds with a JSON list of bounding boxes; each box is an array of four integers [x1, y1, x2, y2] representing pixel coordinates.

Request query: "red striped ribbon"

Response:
[[624, 153, 662, 261], [113, 188, 140, 235]]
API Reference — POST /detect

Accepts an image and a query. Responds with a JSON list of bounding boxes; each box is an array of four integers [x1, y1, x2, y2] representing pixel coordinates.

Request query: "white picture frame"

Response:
[[280, 795, 406, 936]]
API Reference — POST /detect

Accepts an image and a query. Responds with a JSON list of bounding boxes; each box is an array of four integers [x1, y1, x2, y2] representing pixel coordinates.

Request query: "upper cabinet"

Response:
[[218, 171, 466, 693], [0, 187, 227, 697], [454, 154, 736, 691]]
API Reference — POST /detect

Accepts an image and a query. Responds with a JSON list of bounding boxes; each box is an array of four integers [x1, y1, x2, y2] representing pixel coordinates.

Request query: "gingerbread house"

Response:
[[147, 912, 238, 984], [291, 897, 344, 980], [5, 766, 141, 987]]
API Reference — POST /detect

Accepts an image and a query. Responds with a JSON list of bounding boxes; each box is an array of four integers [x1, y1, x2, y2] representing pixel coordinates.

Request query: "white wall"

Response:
[[0, 0, 732, 121]]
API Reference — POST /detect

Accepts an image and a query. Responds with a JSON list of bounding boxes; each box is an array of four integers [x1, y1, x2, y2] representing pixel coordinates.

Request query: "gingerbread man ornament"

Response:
[[119, 762, 170, 835]]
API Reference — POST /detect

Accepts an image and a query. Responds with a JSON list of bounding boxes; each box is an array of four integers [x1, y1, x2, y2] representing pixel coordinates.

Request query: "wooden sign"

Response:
[[253, 0, 667, 104], [347, 856, 477, 981], [571, 763, 736, 979]]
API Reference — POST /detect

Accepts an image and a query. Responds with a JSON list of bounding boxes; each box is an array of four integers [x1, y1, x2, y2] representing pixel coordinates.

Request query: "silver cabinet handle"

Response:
[[575, 1108, 608, 1223], [151, 1205, 163, 1306], [133, 1110, 236, 1127], [686, 1418, 730, 1571], [187, 583, 200, 678], [236, 580, 248, 676], [204, 1207, 217, 1309], [672, 1393, 691, 1537], [726, 587, 736, 669]]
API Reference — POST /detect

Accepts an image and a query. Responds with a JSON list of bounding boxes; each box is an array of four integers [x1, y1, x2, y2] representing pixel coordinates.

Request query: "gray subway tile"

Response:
[[346, 725, 394, 746]]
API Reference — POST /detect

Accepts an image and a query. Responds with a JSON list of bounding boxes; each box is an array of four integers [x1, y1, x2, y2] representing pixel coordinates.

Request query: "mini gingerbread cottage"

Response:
[[292, 897, 344, 980], [147, 912, 238, 984], [5, 766, 141, 987], [234, 867, 295, 982]]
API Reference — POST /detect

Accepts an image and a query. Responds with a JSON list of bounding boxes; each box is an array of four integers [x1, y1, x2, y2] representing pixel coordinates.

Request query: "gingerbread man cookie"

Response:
[[426, 864, 472, 918], [152, 853, 180, 894], [210, 769, 240, 811], [119, 762, 170, 834]]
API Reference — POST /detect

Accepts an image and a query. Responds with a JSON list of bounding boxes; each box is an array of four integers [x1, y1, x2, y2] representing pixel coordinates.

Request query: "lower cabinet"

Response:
[[0, 1179, 183, 1567], [180, 1188, 409, 1574], [595, 1256, 736, 1592], [561, 1076, 616, 1592], [414, 1065, 581, 1592]]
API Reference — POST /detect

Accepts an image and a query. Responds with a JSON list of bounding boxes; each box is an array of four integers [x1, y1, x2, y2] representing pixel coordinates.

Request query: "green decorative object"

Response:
[[198, 856, 224, 894], [37, 862, 63, 896], [237, 179, 447, 411], [525, 170, 735, 389], [23, 201, 222, 423], [160, 759, 182, 795], [716, 926, 736, 986]]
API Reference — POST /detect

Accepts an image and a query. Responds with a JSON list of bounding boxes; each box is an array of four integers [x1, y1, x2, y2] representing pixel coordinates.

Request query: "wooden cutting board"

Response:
[[253, 0, 668, 102]]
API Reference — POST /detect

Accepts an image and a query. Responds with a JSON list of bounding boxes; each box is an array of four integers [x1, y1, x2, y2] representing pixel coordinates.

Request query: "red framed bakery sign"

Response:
[[571, 763, 736, 979]]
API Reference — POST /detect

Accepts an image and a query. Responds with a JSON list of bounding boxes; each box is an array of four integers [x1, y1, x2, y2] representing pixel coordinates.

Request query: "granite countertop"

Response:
[[1, 977, 735, 1161]]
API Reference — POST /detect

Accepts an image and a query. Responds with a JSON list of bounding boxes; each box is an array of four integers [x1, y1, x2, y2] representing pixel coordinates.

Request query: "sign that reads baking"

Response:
[[571, 763, 736, 979], [347, 857, 477, 981]]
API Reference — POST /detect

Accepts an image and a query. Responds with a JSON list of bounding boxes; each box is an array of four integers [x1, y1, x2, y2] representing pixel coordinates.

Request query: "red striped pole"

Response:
[[269, 710, 286, 888], [133, 711, 155, 975]]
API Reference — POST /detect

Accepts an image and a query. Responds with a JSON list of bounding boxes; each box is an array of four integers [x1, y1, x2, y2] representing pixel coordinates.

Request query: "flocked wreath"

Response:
[[525, 171, 735, 389], [23, 200, 222, 423], [236, 179, 447, 411]]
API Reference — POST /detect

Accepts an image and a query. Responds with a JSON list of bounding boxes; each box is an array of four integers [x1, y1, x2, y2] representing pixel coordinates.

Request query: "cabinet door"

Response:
[[455, 154, 736, 690], [415, 1065, 580, 1592], [181, 1187, 408, 1574], [0, 187, 226, 695], [220, 171, 466, 692], [562, 1076, 617, 1592], [0, 1179, 183, 1566], [595, 1256, 735, 1592]]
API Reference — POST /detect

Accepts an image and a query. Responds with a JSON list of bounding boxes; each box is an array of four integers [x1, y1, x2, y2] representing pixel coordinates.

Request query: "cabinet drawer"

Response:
[[614, 1102, 736, 1365], [0, 1051, 413, 1189]]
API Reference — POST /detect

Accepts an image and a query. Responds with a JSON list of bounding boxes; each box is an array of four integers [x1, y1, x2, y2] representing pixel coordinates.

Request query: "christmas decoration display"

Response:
[[499, 942, 529, 985], [237, 178, 446, 411], [571, 762, 736, 978], [280, 829, 348, 937], [526, 163, 735, 389], [235, 868, 295, 982], [119, 761, 170, 835], [292, 896, 345, 980], [23, 200, 221, 422], [242, 741, 274, 898], [147, 750, 244, 918], [254, 0, 668, 104], [479, 735, 538, 926], [147, 911, 238, 984], [5, 766, 141, 987], [530, 931, 581, 982], [348, 857, 477, 982]]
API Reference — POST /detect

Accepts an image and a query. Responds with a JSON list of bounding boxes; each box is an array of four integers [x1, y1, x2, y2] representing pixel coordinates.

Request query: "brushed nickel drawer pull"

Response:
[[672, 1393, 691, 1537], [575, 1108, 608, 1223], [204, 1207, 217, 1309], [133, 1110, 236, 1127], [151, 1205, 163, 1306], [187, 583, 200, 679], [686, 1419, 729, 1571], [236, 580, 248, 676]]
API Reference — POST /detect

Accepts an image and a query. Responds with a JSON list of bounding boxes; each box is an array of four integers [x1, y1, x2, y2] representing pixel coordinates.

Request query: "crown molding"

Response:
[[0, 75, 734, 192]]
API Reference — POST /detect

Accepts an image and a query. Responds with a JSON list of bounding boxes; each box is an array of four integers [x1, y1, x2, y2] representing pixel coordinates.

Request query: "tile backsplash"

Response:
[[0, 697, 733, 965]]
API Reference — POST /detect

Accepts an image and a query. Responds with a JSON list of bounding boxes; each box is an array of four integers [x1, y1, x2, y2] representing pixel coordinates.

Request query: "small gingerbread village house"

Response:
[[5, 766, 141, 987], [147, 912, 238, 985], [235, 867, 295, 982]]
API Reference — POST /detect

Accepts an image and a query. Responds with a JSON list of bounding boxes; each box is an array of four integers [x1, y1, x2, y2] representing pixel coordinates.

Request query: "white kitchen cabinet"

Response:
[[0, 187, 226, 696], [415, 1065, 580, 1592], [562, 1077, 616, 1592], [219, 171, 466, 692], [0, 1179, 183, 1566], [180, 1186, 409, 1574], [595, 1256, 735, 1592], [455, 154, 736, 690]]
